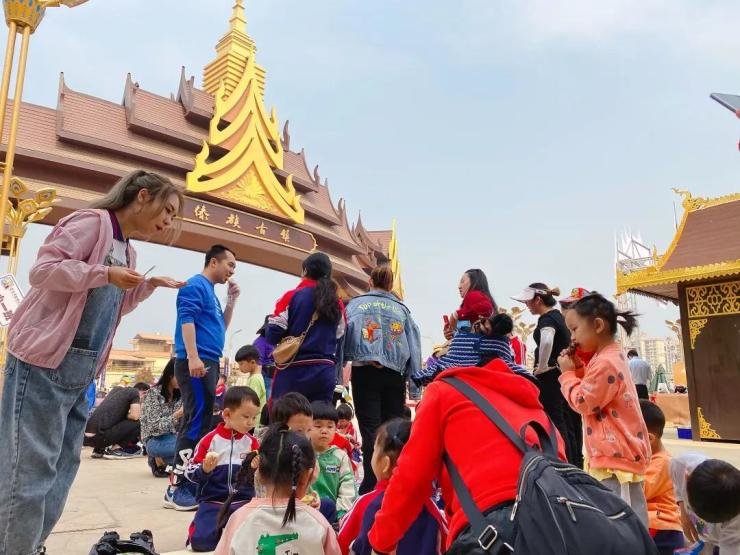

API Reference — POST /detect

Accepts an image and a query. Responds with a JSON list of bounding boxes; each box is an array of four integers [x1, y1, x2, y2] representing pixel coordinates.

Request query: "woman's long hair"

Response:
[[90, 170, 185, 242], [466, 268, 499, 313], [156, 358, 180, 404], [303, 252, 341, 324]]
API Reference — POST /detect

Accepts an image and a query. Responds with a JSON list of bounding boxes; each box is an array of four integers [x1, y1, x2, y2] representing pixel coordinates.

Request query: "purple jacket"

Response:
[[7, 209, 155, 373]]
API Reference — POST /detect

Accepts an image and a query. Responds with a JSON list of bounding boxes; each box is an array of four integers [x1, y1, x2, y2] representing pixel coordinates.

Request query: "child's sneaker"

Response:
[[163, 484, 198, 511]]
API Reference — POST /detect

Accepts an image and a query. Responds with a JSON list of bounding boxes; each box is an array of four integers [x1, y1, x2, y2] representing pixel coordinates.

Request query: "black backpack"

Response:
[[442, 377, 658, 555], [88, 530, 158, 555]]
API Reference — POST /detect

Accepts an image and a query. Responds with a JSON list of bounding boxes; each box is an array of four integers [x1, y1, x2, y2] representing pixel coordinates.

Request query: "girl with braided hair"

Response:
[[215, 424, 341, 555]]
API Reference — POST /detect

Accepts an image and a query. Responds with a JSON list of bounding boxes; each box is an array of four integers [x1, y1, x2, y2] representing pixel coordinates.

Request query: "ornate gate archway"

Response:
[[1, 1, 403, 298]]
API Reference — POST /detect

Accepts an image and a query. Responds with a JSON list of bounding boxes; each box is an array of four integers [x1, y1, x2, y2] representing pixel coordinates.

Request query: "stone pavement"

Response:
[[47, 434, 740, 554]]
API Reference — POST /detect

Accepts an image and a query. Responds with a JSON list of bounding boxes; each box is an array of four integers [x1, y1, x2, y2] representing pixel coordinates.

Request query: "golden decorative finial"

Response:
[[203, 0, 265, 99], [229, 0, 247, 31], [388, 219, 404, 300], [671, 187, 694, 210]]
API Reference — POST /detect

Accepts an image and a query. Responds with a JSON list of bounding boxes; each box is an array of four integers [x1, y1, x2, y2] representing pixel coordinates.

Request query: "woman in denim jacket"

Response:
[[340, 265, 421, 494]]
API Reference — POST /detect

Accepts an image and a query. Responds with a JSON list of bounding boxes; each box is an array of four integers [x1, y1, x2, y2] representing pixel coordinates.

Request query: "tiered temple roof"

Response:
[[616, 191, 740, 301]]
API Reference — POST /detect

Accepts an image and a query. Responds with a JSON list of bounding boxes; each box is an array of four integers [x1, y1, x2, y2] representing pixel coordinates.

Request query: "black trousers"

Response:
[[351, 365, 406, 494], [636, 384, 649, 400], [172, 358, 220, 478], [538, 370, 582, 467], [84, 419, 141, 452]]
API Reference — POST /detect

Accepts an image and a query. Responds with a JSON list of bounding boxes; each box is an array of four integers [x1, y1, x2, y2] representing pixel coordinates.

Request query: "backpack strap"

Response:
[[518, 420, 559, 459], [442, 377, 528, 454], [443, 453, 512, 552]]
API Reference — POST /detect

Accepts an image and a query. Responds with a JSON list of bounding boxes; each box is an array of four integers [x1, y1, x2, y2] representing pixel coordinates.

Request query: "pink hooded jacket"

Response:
[[7, 209, 155, 374]]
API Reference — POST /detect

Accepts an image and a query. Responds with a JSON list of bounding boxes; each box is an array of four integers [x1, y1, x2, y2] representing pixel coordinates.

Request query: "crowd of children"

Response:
[[80, 275, 733, 554]]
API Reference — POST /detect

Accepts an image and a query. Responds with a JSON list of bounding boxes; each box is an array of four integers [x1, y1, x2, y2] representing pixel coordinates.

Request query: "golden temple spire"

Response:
[[229, 0, 247, 32], [203, 0, 265, 100], [388, 220, 405, 300], [188, 2, 303, 223]]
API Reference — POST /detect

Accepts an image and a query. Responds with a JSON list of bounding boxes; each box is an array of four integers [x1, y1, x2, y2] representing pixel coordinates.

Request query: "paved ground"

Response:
[[47, 431, 740, 554]]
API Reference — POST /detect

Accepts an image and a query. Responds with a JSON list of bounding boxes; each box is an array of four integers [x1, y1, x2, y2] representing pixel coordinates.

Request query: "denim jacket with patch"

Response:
[[339, 290, 422, 377]]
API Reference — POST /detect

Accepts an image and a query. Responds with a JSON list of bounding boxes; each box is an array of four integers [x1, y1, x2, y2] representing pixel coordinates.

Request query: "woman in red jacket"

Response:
[[368, 360, 566, 554]]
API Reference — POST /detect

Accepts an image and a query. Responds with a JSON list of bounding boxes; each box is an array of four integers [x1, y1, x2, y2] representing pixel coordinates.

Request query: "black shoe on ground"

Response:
[[103, 447, 140, 460], [91, 449, 104, 459], [148, 457, 169, 478]]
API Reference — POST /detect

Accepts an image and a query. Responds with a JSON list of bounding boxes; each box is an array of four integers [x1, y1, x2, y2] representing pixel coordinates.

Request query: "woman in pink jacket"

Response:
[[0, 170, 185, 555]]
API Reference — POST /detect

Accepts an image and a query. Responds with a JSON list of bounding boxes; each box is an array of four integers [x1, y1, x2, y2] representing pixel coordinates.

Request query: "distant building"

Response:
[[103, 333, 174, 389], [632, 334, 683, 381]]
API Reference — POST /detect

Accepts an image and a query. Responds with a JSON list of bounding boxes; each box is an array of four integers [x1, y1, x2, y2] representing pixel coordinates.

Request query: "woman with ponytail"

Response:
[[215, 425, 341, 555], [557, 293, 651, 525], [512, 282, 582, 467], [267, 252, 346, 404]]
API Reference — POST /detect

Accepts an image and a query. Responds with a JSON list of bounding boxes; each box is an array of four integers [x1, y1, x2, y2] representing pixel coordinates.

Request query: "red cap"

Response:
[[560, 287, 591, 306]]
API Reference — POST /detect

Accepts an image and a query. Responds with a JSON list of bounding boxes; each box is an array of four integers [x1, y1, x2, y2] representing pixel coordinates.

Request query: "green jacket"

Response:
[[312, 445, 357, 518]]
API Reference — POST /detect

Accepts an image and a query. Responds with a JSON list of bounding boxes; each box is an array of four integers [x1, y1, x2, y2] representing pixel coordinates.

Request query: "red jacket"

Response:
[[368, 360, 566, 552], [331, 431, 357, 472]]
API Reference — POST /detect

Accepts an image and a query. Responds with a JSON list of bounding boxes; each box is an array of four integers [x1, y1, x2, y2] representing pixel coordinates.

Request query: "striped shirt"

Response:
[[412, 332, 509, 385]]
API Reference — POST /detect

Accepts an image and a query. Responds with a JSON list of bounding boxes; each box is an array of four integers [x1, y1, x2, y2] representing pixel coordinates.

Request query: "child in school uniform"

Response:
[[185, 387, 261, 551]]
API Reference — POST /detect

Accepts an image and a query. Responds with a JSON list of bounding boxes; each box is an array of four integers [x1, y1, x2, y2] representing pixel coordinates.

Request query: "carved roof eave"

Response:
[[352, 212, 384, 254], [616, 259, 740, 300], [616, 190, 740, 299], [177, 67, 212, 125], [123, 73, 202, 152]]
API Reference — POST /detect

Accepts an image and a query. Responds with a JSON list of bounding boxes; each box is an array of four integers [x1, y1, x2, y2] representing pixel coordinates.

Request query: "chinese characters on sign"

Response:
[[194, 204, 210, 221], [183, 199, 315, 253], [226, 213, 241, 229], [0, 274, 24, 327]]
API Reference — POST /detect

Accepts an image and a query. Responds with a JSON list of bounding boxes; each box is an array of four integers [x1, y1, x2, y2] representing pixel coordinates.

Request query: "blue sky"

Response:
[[13, 0, 740, 355]]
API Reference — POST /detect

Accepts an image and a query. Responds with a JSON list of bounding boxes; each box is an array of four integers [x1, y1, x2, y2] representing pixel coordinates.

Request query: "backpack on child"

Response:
[[442, 377, 658, 555], [88, 529, 158, 555]]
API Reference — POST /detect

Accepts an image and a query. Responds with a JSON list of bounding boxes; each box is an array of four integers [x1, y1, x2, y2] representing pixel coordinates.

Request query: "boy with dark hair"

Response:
[[309, 401, 357, 524], [639, 400, 685, 554], [184, 386, 261, 551], [84, 383, 150, 459], [231, 345, 266, 410], [269, 391, 313, 434], [671, 453, 740, 552], [167, 243, 240, 510]]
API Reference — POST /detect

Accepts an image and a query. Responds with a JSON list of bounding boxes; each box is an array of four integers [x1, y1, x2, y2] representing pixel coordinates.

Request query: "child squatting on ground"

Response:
[[557, 293, 652, 526], [337, 418, 447, 555], [214, 424, 341, 554], [639, 399, 685, 554], [670, 452, 740, 553], [184, 386, 261, 551]]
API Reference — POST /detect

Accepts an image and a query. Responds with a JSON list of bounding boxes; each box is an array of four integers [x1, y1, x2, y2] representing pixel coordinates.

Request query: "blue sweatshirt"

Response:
[[174, 274, 226, 361]]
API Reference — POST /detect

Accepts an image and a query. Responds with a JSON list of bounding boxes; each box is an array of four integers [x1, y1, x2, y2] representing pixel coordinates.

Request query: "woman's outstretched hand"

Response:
[[148, 276, 186, 289]]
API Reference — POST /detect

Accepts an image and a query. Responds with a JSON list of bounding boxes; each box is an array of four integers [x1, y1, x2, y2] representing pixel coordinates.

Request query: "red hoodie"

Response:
[[368, 360, 567, 552]]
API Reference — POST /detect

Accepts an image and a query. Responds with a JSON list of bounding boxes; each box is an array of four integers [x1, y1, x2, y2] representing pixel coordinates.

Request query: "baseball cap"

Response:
[[560, 287, 592, 307], [511, 286, 551, 303]]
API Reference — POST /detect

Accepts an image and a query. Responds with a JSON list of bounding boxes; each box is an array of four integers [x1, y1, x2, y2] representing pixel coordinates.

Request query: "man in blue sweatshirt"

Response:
[[164, 244, 240, 511]]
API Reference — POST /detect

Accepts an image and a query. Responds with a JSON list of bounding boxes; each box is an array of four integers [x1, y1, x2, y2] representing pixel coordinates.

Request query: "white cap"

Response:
[[511, 287, 550, 303]]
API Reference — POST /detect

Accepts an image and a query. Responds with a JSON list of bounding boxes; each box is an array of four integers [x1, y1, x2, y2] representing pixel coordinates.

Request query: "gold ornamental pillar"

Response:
[[0, 0, 89, 256], [0, 0, 87, 368]]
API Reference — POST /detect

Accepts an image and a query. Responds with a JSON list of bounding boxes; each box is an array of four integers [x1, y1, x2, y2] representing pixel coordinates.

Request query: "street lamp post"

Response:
[[224, 328, 243, 377]]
